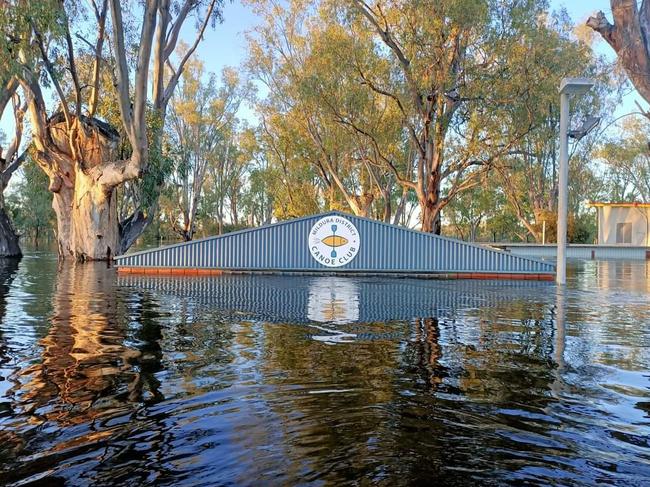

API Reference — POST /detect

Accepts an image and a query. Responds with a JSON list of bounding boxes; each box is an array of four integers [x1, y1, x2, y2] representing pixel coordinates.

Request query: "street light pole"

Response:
[[557, 91, 570, 285], [556, 77, 595, 285]]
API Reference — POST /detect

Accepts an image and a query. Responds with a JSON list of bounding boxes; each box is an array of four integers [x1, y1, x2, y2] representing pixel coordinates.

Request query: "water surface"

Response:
[[0, 253, 649, 485]]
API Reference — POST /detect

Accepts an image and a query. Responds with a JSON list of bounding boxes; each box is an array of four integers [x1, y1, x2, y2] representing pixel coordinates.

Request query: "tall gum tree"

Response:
[[348, 0, 545, 233], [491, 10, 612, 242], [247, 1, 401, 220], [11, 0, 222, 260], [166, 60, 249, 240]]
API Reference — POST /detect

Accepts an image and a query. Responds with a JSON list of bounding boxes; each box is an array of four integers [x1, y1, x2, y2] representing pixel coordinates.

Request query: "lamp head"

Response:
[[568, 115, 600, 140], [559, 77, 595, 95]]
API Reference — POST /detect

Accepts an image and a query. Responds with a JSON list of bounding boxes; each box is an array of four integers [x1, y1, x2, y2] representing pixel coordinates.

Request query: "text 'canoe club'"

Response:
[[309, 216, 360, 267]]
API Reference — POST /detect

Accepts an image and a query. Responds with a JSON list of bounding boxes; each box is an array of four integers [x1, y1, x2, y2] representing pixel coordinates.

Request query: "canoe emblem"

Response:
[[309, 215, 360, 267]]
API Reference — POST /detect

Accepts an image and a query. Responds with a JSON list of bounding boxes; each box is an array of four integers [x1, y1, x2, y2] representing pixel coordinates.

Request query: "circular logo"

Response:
[[308, 215, 360, 267]]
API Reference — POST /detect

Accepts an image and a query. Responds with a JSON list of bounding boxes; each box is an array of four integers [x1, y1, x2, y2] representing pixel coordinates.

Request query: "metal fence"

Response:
[[493, 244, 650, 260]]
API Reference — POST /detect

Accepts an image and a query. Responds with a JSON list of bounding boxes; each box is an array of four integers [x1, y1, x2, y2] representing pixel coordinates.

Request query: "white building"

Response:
[[589, 202, 650, 245]]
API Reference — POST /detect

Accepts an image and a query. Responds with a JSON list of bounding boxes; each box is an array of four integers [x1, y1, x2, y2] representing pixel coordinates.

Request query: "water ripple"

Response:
[[0, 257, 648, 485]]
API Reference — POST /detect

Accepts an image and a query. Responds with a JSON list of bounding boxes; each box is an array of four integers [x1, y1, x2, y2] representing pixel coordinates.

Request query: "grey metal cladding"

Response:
[[114, 211, 555, 273]]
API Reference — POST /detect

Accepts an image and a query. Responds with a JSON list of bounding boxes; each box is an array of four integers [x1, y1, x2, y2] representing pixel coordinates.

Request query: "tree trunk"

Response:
[[217, 204, 224, 235], [393, 187, 408, 225], [382, 185, 392, 223], [79, 174, 119, 260], [31, 114, 129, 261], [50, 174, 120, 261], [421, 204, 442, 234], [420, 169, 442, 234], [588, 5, 650, 107], [230, 193, 238, 226], [0, 206, 21, 258]]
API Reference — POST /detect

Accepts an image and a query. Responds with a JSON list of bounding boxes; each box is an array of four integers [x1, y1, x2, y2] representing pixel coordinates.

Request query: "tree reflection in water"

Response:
[[0, 262, 171, 486], [17, 263, 148, 422], [413, 317, 444, 388], [0, 258, 19, 377], [0, 262, 647, 485]]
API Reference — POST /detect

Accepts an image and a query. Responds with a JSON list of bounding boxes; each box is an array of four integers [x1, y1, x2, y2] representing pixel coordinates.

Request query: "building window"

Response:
[[616, 222, 632, 244]]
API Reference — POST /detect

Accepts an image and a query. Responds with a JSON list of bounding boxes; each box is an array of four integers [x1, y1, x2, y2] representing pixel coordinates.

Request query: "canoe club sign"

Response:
[[308, 215, 360, 267]]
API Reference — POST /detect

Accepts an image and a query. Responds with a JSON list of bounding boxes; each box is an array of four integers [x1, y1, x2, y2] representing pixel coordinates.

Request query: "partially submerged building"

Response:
[[589, 202, 650, 246], [115, 211, 554, 280]]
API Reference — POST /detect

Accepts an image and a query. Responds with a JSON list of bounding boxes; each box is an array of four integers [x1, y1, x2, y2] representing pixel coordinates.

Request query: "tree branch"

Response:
[[32, 23, 73, 129], [88, 0, 108, 117], [132, 0, 159, 157], [163, 0, 194, 58], [109, 0, 135, 141], [351, 0, 423, 114], [63, 14, 82, 116], [161, 0, 216, 109]]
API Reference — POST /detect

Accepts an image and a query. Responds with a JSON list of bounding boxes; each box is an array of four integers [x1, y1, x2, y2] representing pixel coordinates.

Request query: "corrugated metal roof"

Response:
[[115, 211, 555, 275]]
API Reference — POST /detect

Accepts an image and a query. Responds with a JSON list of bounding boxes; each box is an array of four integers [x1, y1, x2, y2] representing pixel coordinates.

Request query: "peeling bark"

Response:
[[0, 207, 21, 258], [588, 1, 650, 107], [31, 114, 124, 261]]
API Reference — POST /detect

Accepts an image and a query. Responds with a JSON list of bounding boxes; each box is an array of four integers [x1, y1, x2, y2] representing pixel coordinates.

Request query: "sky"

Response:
[[1, 1, 644, 146]]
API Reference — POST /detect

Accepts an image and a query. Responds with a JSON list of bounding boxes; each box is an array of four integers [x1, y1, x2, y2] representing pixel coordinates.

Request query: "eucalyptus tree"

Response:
[[445, 177, 504, 242], [4, 0, 223, 260], [596, 118, 650, 202], [488, 9, 615, 242], [345, 0, 573, 233], [587, 1, 650, 109], [166, 59, 249, 240], [247, 0, 399, 219], [203, 127, 252, 233], [0, 84, 28, 256], [250, 0, 581, 233], [246, 124, 322, 221]]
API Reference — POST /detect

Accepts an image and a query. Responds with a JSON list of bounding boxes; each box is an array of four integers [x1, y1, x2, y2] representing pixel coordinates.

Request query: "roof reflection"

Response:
[[117, 274, 553, 325]]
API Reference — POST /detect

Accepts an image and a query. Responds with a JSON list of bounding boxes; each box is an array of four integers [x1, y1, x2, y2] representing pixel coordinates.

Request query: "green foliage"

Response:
[[245, 0, 617, 233], [485, 5, 617, 242], [141, 109, 173, 209], [2, 0, 632, 246], [0, 0, 64, 84], [6, 157, 55, 243], [159, 55, 254, 239], [596, 117, 650, 202]]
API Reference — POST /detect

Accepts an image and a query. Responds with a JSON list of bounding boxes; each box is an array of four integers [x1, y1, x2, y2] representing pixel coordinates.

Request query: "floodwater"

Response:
[[0, 253, 649, 486]]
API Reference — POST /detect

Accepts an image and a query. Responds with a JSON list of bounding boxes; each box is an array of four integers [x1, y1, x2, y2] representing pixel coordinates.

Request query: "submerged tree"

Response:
[[6, 0, 223, 260], [0, 83, 28, 257]]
